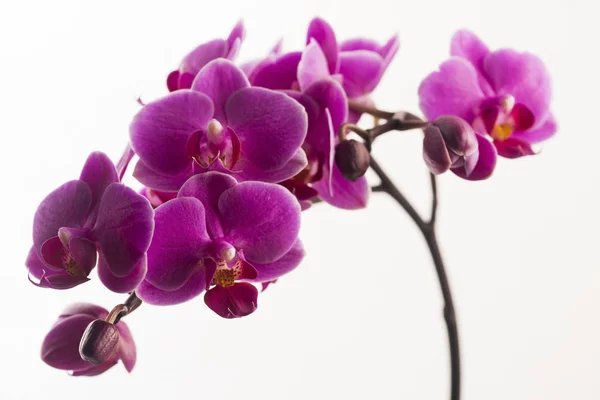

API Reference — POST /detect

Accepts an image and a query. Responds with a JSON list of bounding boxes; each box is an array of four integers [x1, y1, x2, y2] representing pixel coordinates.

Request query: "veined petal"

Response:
[[97, 253, 147, 293], [451, 31, 490, 80], [234, 148, 308, 183], [180, 39, 228, 77], [136, 268, 209, 306], [298, 39, 331, 90], [41, 314, 96, 371], [219, 182, 301, 264], [79, 152, 119, 225], [178, 172, 238, 238], [191, 59, 250, 124], [338, 50, 384, 97], [251, 51, 302, 90], [306, 17, 339, 73], [250, 239, 305, 282], [303, 78, 348, 150], [418, 57, 486, 122], [313, 163, 369, 209], [130, 90, 214, 175], [226, 87, 308, 171], [33, 180, 92, 254], [133, 159, 194, 192], [484, 49, 552, 128], [91, 183, 154, 279], [145, 197, 210, 291]]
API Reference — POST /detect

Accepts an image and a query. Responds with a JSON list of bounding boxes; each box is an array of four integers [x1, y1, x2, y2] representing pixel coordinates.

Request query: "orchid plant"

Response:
[[29, 18, 555, 400]]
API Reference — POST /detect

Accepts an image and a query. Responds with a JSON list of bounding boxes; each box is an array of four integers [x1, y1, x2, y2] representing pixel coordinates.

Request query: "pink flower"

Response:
[[419, 30, 556, 174]]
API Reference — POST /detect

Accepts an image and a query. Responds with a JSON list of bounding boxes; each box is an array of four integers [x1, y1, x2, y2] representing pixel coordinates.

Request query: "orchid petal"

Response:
[[451, 133, 497, 180], [219, 182, 301, 264], [418, 57, 486, 122], [338, 50, 384, 97], [97, 253, 147, 293], [178, 172, 238, 238], [133, 159, 194, 192], [306, 17, 338, 73], [33, 180, 92, 254], [226, 87, 308, 171], [145, 197, 210, 291], [91, 183, 154, 278], [251, 52, 302, 90], [298, 39, 331, 90], [313, 163, 369, 209], [251, 239, 305, 282], [484, 49, 552, 128], [204, 283, 258, 319], [79, 152, 119, 224], [191, 59, 249, 124], [130, 90, 214, 175]]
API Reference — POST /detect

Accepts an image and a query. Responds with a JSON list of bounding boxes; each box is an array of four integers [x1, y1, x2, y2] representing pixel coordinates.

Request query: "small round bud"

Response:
[[423, 116, 478, 176], [79, 319, 120, 364], [334, 140, 370, 181]]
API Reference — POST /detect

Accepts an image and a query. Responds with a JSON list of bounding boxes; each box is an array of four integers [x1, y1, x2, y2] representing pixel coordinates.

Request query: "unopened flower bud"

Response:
[[334, 140, 370, 181], [79, 319, 120, 364], [423, 116, 479, 176]]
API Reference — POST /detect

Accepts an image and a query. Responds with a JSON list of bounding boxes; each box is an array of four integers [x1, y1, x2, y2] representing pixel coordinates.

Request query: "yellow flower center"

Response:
[[491, 123, 514, 141]]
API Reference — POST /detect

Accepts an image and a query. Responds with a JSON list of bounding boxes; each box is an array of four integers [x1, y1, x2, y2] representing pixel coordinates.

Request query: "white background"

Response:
[[0, 0, 598, 399]]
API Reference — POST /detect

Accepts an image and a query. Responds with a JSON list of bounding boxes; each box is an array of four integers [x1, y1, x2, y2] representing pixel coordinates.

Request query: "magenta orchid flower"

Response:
[[130, 58, 309, 194], [167, 21, 245, 92], [247, 17, 399, 105], [135, 172, 304, 319], [27, 152, 154, 293], [41, 304, 136, 376], [281, 78, 370, 210], [419, 30, 555, 176]]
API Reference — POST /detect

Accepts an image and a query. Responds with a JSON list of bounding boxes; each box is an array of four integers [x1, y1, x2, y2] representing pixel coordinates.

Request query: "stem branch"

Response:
[[369, 156, 460, 400]]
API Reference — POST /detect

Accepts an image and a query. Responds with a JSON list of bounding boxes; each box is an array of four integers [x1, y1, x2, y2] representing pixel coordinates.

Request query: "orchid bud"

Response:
[[79, 320, 120, 364], [335, 140, 370, 181], [423, 116, 479, 176], [41, 303, 136, 376]]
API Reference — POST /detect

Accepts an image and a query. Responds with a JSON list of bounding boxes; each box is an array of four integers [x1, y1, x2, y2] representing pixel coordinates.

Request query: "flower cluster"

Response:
[[27, 18, 554, 377]]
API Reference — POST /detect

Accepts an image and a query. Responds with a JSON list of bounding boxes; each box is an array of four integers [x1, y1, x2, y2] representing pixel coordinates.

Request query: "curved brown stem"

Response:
[[369, 156, 460, 400]]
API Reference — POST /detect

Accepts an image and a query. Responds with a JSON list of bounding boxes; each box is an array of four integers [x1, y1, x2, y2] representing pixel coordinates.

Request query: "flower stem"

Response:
[[369, 156, 460, 400], [109, 292, 142, 324]]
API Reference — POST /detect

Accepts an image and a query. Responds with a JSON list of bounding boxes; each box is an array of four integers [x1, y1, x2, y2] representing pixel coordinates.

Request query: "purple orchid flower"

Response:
[[130, 58, 309, 194], [135, 172, 304, 319], [27, 152, 154, 293], [281, 78, 370, 210], [419, 30, 555, 176], [41, 303, 135, 376], [167, 20, 245, 92], [247, 17, 399, 123]]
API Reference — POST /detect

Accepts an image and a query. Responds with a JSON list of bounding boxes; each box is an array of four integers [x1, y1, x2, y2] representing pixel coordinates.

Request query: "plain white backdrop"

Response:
[[0, 0, 598, 399]]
